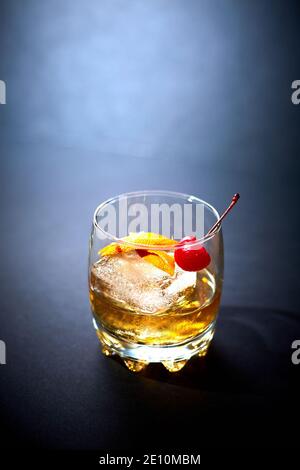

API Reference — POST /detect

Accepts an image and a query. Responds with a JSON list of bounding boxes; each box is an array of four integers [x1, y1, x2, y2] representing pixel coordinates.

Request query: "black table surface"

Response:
[[0, 0, 300, 451]]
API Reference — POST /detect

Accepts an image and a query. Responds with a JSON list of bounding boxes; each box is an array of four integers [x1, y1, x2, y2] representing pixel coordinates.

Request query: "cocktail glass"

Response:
[[89, 191, 223, 372]]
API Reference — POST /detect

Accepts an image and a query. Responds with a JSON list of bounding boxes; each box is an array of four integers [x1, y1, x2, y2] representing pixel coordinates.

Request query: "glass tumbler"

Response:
[[88, 191, 223, 372]]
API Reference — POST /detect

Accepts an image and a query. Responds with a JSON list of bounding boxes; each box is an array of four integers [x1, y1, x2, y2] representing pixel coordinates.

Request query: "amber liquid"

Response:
[[90, 254, 220, 346]]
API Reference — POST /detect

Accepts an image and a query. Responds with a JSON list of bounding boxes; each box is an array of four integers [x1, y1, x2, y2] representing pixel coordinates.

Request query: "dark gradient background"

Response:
[[0, 0, 299, 451]]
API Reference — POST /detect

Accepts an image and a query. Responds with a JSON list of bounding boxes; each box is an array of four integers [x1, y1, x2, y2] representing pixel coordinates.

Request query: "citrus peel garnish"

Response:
[[123, 232, 177, 247], [99, 243, 131, 256], [99, 232, 176, 256], [99, 232, 176, 275], [137, 249, 175, 276]]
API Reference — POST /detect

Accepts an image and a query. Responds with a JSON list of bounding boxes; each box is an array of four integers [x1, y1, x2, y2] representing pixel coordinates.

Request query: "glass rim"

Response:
[[93, 190, 221, 250]]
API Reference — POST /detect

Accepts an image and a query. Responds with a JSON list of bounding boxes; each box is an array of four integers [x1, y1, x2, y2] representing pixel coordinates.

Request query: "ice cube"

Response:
[[91, 252, 197, 314]]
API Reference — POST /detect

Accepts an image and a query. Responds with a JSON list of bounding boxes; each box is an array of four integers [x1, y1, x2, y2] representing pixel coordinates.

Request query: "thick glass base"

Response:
[[94, 319, 216, 372]]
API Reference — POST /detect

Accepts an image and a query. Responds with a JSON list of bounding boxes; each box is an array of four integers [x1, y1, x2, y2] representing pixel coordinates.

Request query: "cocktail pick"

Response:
[[206, 193, 240, 236], [175, 193, 240, 272]]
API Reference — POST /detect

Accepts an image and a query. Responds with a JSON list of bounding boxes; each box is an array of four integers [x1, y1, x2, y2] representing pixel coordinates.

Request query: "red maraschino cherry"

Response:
[[175, 242, 211, 271], [175, 194, 240, 272]]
